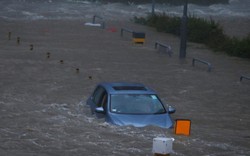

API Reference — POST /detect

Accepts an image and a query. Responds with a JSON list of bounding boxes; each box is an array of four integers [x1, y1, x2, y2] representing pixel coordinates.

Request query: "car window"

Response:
[[110, 94, 166, 114], [92, 86, 108, 112], [93, 86, 106, 107]]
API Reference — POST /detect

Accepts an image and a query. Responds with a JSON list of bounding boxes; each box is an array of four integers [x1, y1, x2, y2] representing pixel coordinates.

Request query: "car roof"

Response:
[[98, 82, 157, 95]]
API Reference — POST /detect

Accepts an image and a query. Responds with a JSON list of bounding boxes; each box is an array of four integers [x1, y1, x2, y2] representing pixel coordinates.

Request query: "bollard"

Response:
[[47, 52, 50, 58], [88, 76, 92, 80], [152, 137, 174, 156], [8, 32, 11, 40], [174, 119, 191, 136], [17, 37, 20, 45], [60, 60, 64, 64], [30, 44, 33, 50], [76, 68, 80, 73]]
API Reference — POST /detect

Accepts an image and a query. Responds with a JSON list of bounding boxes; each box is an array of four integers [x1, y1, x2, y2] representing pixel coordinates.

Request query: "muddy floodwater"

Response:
[[0, 19, 250, 156]]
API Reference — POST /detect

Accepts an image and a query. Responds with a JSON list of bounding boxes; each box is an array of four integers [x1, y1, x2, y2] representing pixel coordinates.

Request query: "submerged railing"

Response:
[[154, 41, 172, 57], [92, 15, 105, 29], [192, 58, 212, 72], [121, 28, 145, 44], [120, 28, 134, 37], [240, 75, 250, 82]]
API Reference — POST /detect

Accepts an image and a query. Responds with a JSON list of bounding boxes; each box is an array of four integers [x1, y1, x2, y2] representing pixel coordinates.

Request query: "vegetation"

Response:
[[133, 14, 250, 59]]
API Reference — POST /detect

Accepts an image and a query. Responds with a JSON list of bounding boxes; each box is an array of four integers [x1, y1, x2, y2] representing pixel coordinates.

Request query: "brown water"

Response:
[[0, 20, 250, 156]]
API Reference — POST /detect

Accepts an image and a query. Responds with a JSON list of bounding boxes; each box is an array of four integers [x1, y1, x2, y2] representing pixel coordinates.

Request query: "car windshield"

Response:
[[110, 94, 166, 114]]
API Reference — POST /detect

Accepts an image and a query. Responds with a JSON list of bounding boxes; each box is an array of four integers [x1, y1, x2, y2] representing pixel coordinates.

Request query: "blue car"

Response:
[[87, 82, 175, 128]]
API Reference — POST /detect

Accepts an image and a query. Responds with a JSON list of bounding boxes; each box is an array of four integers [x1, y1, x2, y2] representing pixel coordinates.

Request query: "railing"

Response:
[[92, 15, 105, 29], [120, 28, 134, 37], [192, 58, 212, 72], [120, 28, 146, 44], [154, 41, 172, 57], [240, 75, 250, 82]]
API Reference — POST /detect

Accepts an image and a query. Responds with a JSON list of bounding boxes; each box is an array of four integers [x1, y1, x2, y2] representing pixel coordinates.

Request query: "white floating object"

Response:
[[84, 22, 101, 27], [152, 137, 174, 155]]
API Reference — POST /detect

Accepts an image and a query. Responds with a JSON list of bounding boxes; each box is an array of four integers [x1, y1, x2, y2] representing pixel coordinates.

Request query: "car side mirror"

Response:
[[95, 107, 105, 114], [168, 106, 176, 114]]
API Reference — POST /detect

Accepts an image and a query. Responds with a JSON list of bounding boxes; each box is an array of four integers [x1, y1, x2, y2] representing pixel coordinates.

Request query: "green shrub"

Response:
[[187, 17, 222, 43], [226, 35, 250, 58], [134, 13, 181, 35], [133, 14, 250, 59], [164, 16, 181, 35], [133, 16, 147, 25]]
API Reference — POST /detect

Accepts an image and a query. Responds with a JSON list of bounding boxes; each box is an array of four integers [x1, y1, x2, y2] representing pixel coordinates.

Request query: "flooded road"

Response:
[[0, 19, 250, 155]]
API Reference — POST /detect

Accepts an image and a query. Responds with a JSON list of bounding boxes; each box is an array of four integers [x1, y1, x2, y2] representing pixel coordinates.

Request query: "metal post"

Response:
[[179, 0, 188, 59], [17, 37, 20, 45], [92, 15, 96, 24], [8, 32, 11, 40], [102, 21, 105, 29], [152, 0, 155, 15], [93, 15, 101, 24], [30, 44, 34, 51]]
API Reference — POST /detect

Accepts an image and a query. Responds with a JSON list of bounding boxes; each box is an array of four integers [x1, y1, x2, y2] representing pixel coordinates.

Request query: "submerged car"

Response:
[[87, 82, 175, 128]]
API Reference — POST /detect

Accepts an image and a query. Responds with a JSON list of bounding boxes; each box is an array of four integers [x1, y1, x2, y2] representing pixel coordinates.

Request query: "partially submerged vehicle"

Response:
[[87, 82, 175, 128]]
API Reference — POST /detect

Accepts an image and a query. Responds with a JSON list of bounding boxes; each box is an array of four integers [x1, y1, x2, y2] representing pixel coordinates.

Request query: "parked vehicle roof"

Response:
[[98, 82, 157, 94]]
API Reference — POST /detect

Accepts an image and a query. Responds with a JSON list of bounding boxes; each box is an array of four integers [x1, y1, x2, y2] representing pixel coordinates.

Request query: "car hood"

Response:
[[107, 113, 173, 128]]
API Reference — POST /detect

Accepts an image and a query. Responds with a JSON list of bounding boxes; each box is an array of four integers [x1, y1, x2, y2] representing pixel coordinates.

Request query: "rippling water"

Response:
[[1, 1, 250, 156]]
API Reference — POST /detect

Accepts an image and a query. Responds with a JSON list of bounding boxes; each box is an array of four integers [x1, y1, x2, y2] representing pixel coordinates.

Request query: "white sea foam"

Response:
[[21, 11, 45, 20], [66, 0, 91, 4]]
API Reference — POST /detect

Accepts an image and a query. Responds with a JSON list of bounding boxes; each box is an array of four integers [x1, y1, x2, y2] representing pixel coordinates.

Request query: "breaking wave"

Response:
[[0, 0, 249, 21]]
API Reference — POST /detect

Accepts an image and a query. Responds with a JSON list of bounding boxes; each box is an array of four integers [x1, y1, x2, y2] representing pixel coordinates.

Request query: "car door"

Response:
[[89, 86, 108, 116]]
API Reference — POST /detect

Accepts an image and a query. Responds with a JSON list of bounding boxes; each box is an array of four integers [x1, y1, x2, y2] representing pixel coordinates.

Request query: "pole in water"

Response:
[[92, 15, 96, 24], [8, 32, 11, 40], [47, 52, 50, 58], [17, 37, 20, 45], [76, 68, 80, 73], [179, 0, 188, 59], [30, 44, 34, 50], [152, 0, 155, 15]]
